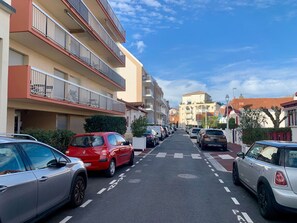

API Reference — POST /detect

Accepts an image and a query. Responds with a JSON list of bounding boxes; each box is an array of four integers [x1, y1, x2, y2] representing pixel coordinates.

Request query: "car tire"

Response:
[[232, 164, 241, 186], [70, 175, 86, 207], [257, 183, 277, 219], [128, 153, 134, 166], [105, 159, 116, 177]]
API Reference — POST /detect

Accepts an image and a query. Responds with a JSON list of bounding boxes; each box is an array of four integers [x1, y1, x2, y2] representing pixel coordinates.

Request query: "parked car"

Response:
[[66, 132, 134, 177], [143, 129, 159, 147], [233, 140, 297, 219], [147, 126, 165, 140], [163, 126, 170, 137], [196, 128, 204, 144], [0, 136, 87, 223], [189, 127, 201, 138], [199, 129, 227, 151]]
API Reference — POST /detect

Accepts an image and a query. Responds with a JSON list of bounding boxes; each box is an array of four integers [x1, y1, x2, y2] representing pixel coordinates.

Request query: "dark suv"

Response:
[[233, 140, 297, 219], [198, 129, 227, 151]]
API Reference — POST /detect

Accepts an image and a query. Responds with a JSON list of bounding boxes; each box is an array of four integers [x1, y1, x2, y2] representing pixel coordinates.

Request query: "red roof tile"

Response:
[[230, 97, 292, 110]]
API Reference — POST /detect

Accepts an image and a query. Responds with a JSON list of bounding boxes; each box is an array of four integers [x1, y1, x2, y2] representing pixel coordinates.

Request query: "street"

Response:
[[43, 129, 297, 223]]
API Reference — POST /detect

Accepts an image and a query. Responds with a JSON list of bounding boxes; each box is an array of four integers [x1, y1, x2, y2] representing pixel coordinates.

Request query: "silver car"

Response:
[[233, 140, 297, 219], [0, 136, 87, 223]]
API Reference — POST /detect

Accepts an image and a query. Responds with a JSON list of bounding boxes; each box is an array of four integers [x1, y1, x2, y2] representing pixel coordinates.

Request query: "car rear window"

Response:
[[285, 149, 297, 168], [70, 136, 104, 147], [192, 129, 200, 133], [206, 130, 223, 135]]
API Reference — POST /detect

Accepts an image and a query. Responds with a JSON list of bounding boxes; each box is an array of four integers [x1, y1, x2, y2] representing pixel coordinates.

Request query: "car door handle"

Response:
[[38, 176, 48, 182], [0, 185, 8, 193]]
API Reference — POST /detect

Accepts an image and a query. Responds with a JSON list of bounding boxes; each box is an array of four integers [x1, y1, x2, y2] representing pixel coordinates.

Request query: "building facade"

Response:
[[142, 71, 169, 125], [281, 93, 297, 141], [179, 91, 220, 128], [0, 0, 15, 133], [8, 0, 126, 133]]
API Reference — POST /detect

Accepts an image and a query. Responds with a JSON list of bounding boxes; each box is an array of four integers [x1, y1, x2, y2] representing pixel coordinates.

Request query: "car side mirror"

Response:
[[57, 157, 67, 167], [237, 152, 245, 159]]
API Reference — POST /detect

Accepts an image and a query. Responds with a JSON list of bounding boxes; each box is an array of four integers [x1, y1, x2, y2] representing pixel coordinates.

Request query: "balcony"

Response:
[[143, 89, 154, 99], [8, 66, 125, 115], [83, 0, 126, 43], [66, 0, 125, 64], [142, 75, 155, 86], [10, 2, 125, 91], [144, 104, 154, 111]]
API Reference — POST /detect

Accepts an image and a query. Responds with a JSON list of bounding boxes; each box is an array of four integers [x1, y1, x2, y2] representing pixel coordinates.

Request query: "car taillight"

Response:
[[99, 149, 108, 162], [275, 171, 287, 186], [65, 150, 69, 154]]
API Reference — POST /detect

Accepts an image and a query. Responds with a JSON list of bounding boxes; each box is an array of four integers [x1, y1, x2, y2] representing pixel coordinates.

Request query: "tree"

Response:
[[131, 116, 148, 137], [260, 106, 286, 128], [239, 105, 267, 129], [229, 117, 238, 129]]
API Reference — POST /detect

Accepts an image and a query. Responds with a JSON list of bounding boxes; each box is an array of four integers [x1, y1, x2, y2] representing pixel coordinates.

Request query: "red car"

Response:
[[66, 132, 134, 177]]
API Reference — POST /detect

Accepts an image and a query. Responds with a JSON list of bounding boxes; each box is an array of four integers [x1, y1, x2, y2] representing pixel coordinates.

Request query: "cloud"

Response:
[[131, 40, 146, 53], [142, 0, 162, 8]]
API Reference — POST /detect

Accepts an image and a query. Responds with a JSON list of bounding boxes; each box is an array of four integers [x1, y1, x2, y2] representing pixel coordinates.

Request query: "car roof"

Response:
[[0, 136, 35, 144], [73, 132, 117, 137], [255, 140, 297, 148]]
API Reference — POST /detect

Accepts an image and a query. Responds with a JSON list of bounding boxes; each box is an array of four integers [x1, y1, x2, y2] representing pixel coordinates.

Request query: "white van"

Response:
[[147, 126, 165, 140]]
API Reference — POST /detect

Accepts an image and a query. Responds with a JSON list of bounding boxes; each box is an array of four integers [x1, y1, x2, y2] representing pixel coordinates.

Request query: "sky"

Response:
[[109, 0, 297, 108]]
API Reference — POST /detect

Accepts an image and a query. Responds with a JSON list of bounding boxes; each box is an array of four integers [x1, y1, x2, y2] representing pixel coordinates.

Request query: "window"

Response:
[[257, 146, 279, 164], [285, 149, 297, 168], [0, 144, 26, 175], [9, 49, 25, 65], [108, 134, 117, 146], [115, 134, 126, 145], [21, 143, 56, 169], [246, 144, 264, 159], [57, 114, 68, 130]]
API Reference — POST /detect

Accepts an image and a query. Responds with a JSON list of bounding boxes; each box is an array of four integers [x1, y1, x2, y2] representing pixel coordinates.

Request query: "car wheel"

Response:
[[105, 159, 116, 177], [257, 184, 277, 219], [128, 153, 134, 166], [232, 164, 241, 186], [70, 175, 86, 207]]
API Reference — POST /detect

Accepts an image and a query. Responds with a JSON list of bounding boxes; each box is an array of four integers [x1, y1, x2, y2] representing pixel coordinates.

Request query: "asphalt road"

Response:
[[42, 129, 297, 223]]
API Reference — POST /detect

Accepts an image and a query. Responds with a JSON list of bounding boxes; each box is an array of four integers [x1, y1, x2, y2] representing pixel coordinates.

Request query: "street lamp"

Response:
[[225, 94, 229, 130]]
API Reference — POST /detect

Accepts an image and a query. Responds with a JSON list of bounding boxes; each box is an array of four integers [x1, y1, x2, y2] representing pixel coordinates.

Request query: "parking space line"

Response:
[[80, 199, 92, 208], [97, 188, 106, 195], [224, 187, 231, 192], [219, 179, 224, 183], [126, 168, 131, 172], [59, 216, 72, 223], [214, 173, 219, 177], [156, 152, 167, 158], [174, 153, 183, 158], [242, 212, 254, 223], [109, 180, 117, 185], [231, 197, 240, 205]]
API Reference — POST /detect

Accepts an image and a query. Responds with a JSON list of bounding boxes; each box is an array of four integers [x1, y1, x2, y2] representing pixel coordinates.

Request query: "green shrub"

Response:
[[21, 128, 75, 153], [131, 116, 148, 137], [84, 115, 127, 135]]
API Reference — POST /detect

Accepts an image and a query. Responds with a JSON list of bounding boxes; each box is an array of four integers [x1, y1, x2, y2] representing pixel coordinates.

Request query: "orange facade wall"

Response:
[[8, 65, 31, 98], [10, 0, 32, 32]]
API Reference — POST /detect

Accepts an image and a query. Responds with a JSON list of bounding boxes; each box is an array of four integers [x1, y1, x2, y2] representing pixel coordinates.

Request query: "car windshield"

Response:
[[70, 136, 104, 147], [206, 130, 224, 135], [192, 129, 200, 133], [285, 148, 297, 168]]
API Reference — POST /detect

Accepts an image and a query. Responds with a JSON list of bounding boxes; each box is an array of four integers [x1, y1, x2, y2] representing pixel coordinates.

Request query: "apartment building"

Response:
[[8, 0, 126, 133], [0, 0, 15, 133], [143, 71, 169, 125], [179, 91, 220, 128]]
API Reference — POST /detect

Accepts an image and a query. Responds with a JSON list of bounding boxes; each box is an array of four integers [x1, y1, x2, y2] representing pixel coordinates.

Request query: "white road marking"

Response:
[[218, 154, 234, 160], [80, 199, 92, 208], [140, 158, 143, 161], [242, 212, 254, 223], [131, 165, 135, 168], [231, 197, 240, 205], [214, 173, 219, 177], [136, 161, 139, 164], [97, 188, 106, 194], [109, 180, 117, 185], [224, 187, 231, 192], [219, 179, 224, 183], [134, 151, 142, 156], [191, 154, 201, 159], [211, 169, 215, 172], [59, 216, 72, 223], [156, 152, 167, 158], [174, 153, 183, 158], [208, 165, 212, 168], [126, 168, 131, 172], [119, 173, 126, 177]]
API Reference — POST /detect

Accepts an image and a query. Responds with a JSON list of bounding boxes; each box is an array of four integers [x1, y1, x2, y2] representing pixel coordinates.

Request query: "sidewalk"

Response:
[[206, 143, 242, 172]]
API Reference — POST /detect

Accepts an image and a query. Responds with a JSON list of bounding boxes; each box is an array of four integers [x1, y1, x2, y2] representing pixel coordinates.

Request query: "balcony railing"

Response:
[[32, 4, 125, 89], [144, 104, 154, 110], [142, 75, 154, 83], [30, 67, 125, 113], [67, 0, 125, 64], [98, 0, 126, 39]]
